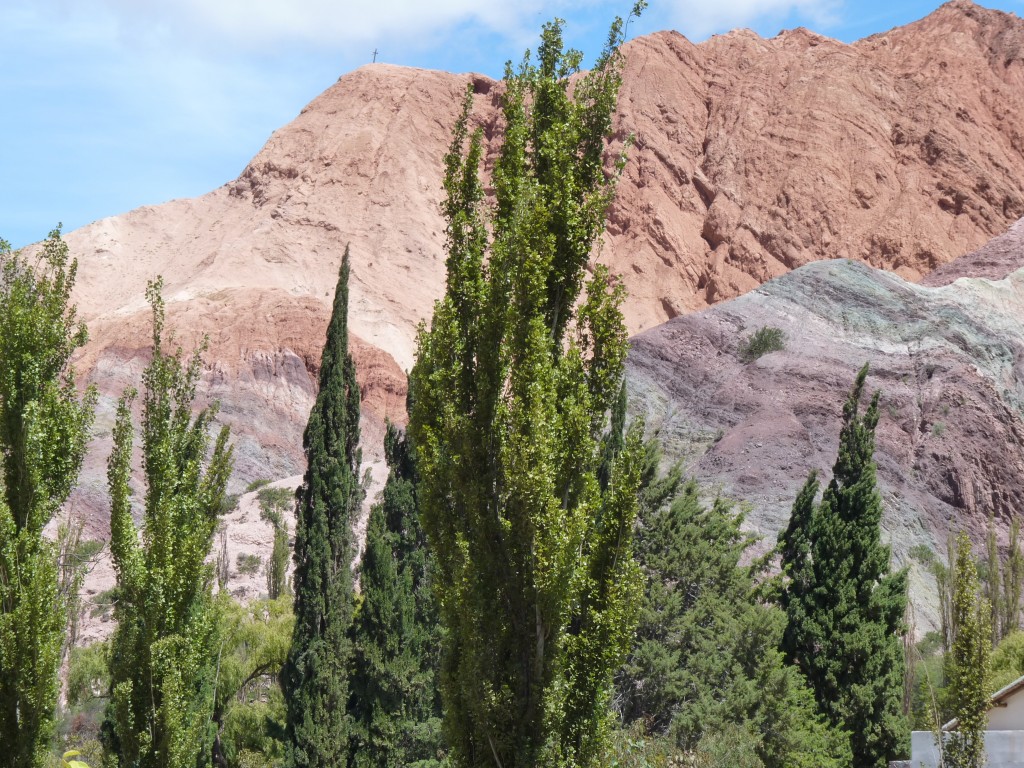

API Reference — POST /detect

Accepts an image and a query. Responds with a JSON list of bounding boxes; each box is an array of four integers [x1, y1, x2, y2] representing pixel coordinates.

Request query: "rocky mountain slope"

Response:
[[626, 215, 1024, 625], [64, 3, 1024, 494], [47, 2, 1024, 616], [610, 0, 1024, 325]]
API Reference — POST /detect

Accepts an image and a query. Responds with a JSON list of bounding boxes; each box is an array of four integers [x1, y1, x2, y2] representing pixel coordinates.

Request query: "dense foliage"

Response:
[[778, 364, 909, 767], [348, 420, 443, 766], [102, 279, 234, 767], [259, 487, 293, 601], [942, 531, 992, 768], [619, 474, 850, 768], [408, 8, 646, 766], [214, 597, 294, 768], [0, 229, 97, 768], [283, 248, 365, 768]]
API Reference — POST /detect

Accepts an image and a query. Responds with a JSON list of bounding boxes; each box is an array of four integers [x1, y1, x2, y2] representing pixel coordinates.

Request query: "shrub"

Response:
[[67, 643, 109, 707], [245, 478, 271, 493], [738, 326, 785, 362], [73, 539, 105, 563], [909, 544, 936, 566], [88, 588, 119, 620], [257, 486, 293, 525], [236, 553, 262, 576]]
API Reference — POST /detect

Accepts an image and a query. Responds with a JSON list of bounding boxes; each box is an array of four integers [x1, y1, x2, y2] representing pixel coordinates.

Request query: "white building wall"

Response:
[[990, 695, 1024, 731], [911, 730, 1024, 767]]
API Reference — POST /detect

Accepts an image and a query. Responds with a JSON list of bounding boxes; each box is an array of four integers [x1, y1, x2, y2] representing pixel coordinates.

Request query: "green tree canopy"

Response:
[[408, 8, 646, 766], [0, 229, 97, 768], [348, 419, 444, 767], [102, 278, 234, 768], [942, 531, 992, 768], [214, 596, 295, 768], [778, 364, 909, 767], [282, 248, 364, 768], [619, 477, 851, 768]]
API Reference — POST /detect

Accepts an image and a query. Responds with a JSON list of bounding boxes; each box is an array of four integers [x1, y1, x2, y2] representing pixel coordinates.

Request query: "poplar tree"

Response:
[[986, 513, 1002, 644], [1003, 517, 1024, 635], [408, 8, 646, 766], [103, 278, 234, 767], [282, 248, 364, 768], [0, 229, 96, 768], [778, 364, 909, 768], [348, 419, 443, 767], [943, 531, 992, 768]]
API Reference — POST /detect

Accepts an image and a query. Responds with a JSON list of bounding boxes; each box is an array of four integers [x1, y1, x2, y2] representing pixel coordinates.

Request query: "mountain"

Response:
[[48, 2, 1024, 619], [608, 0, 1024, 325], [626, 216, 1024, 626]]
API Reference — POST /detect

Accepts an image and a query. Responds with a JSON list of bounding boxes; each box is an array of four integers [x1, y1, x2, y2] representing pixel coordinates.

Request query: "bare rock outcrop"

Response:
[[62, 4, 1024, 480], [607, 1, 1024, 332], [922, 216, 1024, 285]]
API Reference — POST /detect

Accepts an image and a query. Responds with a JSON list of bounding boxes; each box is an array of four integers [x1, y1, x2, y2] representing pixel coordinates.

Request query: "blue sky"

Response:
[[2, 0, 1021, 249]]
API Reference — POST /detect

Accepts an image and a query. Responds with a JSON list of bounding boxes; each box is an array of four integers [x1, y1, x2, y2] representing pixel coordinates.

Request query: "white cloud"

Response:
[[62, 0, 572, 52], [9, 0, 845, 62]]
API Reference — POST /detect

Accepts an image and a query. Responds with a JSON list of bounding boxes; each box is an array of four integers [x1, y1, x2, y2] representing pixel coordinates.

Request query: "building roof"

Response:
[[943, 673, 1024, 731]]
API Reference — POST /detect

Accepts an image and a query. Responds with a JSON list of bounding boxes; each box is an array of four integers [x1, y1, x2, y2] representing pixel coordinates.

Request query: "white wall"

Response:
[[911, 730, 1024, 767], [990, 694, 1024, 731]]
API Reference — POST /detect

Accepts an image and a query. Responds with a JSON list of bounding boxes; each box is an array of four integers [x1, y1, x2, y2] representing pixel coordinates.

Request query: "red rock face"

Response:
[[607, 0, 1024, 332], [921, 216, 1024, 285]]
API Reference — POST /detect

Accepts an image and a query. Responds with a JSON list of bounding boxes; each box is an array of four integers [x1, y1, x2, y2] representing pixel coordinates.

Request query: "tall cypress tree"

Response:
[[103, 278, 234, 767], [778, 364, 909, 767], [0, 229, 96, 768], [348, 418, 443, 767], [408, 9, 646, 766], [283, 247, 364, 768]]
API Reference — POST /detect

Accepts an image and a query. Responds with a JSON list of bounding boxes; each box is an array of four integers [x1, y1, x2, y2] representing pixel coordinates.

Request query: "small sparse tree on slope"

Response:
[[282, 247, 364, 768], [0, 229, 97, 768], [102, 278, 234, 767], [408, 8, 646, 766], [778, 363, 909, 768]]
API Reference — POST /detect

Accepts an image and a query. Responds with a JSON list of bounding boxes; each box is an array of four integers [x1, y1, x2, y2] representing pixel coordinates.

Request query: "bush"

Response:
[[257, 486, 293, 525], [88, 588, 119, 619], [73, 539, 105, 563], [696, 723, 764, 768], [738, 326, 785, 362], [68, 643, 109, 707], [991, 631, 1024, 692], [909, 544, 936, 566], [245, 478, 271, 493], [236, 553, 262, 576]]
